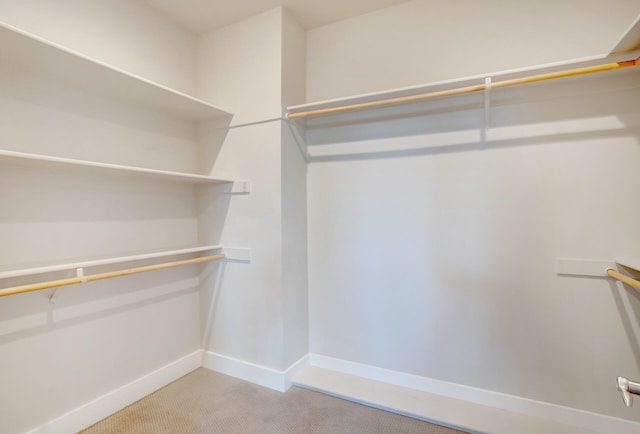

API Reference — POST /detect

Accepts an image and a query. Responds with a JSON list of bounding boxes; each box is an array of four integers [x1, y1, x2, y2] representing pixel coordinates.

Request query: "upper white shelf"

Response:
[[287, 50, 640, 123], [0, 22, 232, 121], [0, 149, 233, 184]]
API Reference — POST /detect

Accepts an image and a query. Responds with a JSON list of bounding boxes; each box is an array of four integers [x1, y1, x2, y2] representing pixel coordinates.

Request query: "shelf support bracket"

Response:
[[49, 267, 86, 305]]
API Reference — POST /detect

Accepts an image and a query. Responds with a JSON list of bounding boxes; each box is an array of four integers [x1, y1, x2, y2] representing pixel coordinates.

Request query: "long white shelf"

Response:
[[287, 50, 639, 122], [0, 245, 224, 280], [0, 22, 231, 121], [0, 149, 232, 184]]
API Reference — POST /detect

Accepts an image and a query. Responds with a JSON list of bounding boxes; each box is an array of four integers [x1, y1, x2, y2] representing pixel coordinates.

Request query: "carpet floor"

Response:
[[81, 368, 468, 434]]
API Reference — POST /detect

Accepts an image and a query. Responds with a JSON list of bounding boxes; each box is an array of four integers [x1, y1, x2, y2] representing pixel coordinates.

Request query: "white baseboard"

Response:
[[301, 354, 640, 434], [26, 350, 203, 434], [27, 350, 635, 434], [202, 351, 309, 392]]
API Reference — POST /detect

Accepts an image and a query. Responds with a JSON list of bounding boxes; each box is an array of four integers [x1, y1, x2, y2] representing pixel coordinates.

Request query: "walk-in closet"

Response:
[[1, 1, 639, 433]]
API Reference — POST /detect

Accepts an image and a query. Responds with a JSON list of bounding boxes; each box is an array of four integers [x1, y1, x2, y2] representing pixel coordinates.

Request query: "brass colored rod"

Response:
[[287, 56, 639, 120], [0, 254, 225, 297], [607, 268, 640, 291]]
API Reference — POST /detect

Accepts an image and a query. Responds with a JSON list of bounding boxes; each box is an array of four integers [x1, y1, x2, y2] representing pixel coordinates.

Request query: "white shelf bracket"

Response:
[[51, 267, 86, 304], [77, 267, 87, 283], [231, 180, 251, 194]]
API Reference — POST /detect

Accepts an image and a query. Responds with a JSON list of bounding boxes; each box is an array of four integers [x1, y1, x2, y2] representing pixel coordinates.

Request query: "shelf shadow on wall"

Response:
[[0, 64, 233, 177], [197, 115, 234, 177], [0, 260, 203, 345], [199, 259, 226, 349], [301, 73, 640, 162], [610, 276, 640, 368], [307, 126, 640, 163]]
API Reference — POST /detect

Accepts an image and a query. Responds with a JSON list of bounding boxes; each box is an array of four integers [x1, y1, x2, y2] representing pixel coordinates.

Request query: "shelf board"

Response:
[[0, 22, 232, 121], [611, 14, 640, 54], [0, 149, 233, 184], [0, 245, 224, 280], [287, 50, 639, 122]]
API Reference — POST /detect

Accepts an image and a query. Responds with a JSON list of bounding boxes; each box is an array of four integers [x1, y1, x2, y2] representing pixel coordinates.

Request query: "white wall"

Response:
[[281, 8, 309, 369], [0, 3, 207, 433], [197, 7, 309, 372], [197, 8, 283, 126], [0, 0, 197, 94], [306, 0, 640, 101], [0, 68, 206, 434], [306, 56, 640, 424]]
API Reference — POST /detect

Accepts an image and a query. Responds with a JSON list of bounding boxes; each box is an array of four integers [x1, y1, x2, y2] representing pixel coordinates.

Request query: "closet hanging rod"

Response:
[[287, 55, 640, 120], [607, 268, 640, 291], [0, 254, 225, 298]]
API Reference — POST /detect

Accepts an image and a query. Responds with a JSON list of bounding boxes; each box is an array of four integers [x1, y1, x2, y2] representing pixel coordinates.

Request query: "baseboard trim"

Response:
[[26, 351, 637, 434], [304, 354, 640, 434], [26, 350, 203, 434], [202, 351, 309, 392]]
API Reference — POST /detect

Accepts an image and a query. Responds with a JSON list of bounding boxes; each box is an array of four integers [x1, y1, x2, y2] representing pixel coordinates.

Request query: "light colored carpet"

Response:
[[81, 368, 468, 434]]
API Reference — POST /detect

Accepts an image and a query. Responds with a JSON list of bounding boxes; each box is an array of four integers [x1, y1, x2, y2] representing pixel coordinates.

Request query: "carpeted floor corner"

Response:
[[80, 368, 467, 434]]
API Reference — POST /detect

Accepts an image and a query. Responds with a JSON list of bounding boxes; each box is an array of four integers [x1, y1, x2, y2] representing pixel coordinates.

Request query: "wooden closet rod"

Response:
[[607, 268, 640, 291], [287, 56, 640, 120], [0, 254, 225, 298]]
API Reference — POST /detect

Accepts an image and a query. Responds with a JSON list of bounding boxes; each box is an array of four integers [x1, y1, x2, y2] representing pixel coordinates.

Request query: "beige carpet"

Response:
[[81, 368, 468, 434]]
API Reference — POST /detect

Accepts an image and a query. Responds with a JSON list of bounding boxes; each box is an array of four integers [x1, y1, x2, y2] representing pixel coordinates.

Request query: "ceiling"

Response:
[[140, 0, 410, 33]]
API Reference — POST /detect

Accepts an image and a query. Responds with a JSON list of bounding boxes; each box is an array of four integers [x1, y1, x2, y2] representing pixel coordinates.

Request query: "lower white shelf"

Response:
[[0, 149, 233, 185], [0, 245, 224, 280]]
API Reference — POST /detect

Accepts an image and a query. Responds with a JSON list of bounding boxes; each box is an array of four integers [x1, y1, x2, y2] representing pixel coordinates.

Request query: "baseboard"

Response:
[[302, 354, 640, 434], [26, 350, 203, 434], [202, 351, 309, 392]]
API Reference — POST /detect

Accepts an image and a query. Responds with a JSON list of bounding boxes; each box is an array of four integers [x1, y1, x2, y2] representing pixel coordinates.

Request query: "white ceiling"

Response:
[[140, 0, 410, 33]]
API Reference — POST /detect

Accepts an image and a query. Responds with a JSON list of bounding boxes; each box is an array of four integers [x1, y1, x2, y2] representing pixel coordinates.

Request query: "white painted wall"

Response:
[[281, 8, 309, 368], [306, 62, 640, 423], [0, 69, 206, 433], [0, 0, 197, 94], [0, 3, 207, 433], [197, 8, 283, 126], [305, 2, 640, 424], [197, 7, 309, 371], [306, 0, 640, 101]]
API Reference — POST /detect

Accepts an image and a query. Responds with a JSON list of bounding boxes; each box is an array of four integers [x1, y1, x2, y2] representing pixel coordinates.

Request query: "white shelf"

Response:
[[0, 245, 224, 280], [611, 14, 640, 54], [0, 149, 233, 184], [0, 22, 232, 121], [287, 50, 639, 122]]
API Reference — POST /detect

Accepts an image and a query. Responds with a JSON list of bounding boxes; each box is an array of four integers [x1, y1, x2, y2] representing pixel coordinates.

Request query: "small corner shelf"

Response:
[[0, 149, 233, 184], [0, 22, 232, 121], [0, 245, 224, 280]]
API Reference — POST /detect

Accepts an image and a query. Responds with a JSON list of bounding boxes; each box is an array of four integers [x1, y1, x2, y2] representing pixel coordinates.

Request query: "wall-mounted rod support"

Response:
[[0, 254, 225, 298], [606, 268, 640, 291], [618, 376, 640, 407], [287, 56, 639, 120]]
